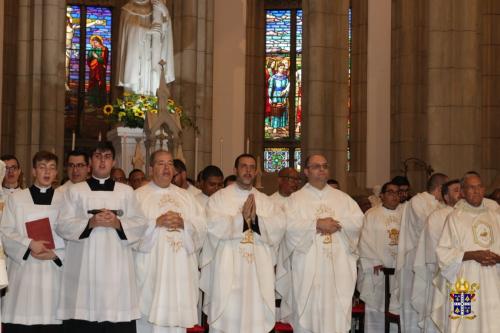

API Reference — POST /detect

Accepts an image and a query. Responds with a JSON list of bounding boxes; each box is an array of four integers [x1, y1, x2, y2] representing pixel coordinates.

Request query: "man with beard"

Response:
[[200, 154, 285, 333]]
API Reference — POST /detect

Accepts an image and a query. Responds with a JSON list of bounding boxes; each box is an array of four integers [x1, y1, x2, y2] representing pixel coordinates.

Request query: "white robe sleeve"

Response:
[[181, 196, 207, 254], [436, 214, 464, 283], [0, 196, 31, 264], [117, 189, 149, 245], [56, 187, 91, 242], [335, 196, 364, 255]]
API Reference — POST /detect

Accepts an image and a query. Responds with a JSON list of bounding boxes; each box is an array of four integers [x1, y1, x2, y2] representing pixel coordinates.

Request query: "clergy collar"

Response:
[[457, 199, 488, 214], [29, 185, 54, 205], [87, 177, 115, 191], [3, 184, 19, 190]]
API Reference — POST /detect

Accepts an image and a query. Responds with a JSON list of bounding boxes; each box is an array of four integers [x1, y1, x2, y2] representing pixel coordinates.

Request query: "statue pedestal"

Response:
[[106, 127, 146, 177]]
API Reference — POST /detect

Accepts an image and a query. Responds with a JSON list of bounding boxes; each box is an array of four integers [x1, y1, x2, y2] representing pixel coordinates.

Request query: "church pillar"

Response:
[[0, 0, 4, 140], [390, 0, 428, 191], [366, 0, 391, 188], [11, 0, 65, 183], [302, 0, 350, 189], [480, 0, 500, 190], [211, 0, 246, 177], [171, 0, 214, 178], [425, 0, 481, 178], [349, 0, 368, 193]]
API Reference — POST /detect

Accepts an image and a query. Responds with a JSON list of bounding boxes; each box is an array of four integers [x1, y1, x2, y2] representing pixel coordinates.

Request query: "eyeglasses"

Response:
[[280, 175, 301, 182], [5, 166, 19, 172], [306, 163, 328, 170], [68, 163, 87, 169]]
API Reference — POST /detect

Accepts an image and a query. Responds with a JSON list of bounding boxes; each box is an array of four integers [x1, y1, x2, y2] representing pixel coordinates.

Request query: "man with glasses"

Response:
[[200, 153, 285, 333], [434, 173, 500, 333], [271, 167, 301, 212], [134, 150, 206, 333], [358, 181, 403, 332], [58, 150, 90, 193], [56, 141, 147, 333], [279, 154, 363, 333], [392, 175, 411, 204], [1, 155, 22, 196]]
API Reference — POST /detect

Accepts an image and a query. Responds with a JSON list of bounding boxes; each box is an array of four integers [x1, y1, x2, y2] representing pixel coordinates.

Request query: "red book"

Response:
[[25, 218, 55, 250]]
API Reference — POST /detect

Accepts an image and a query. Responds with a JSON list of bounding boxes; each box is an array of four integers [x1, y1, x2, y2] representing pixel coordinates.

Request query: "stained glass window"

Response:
[[264, 148, 290, 173], [264, 5, 302, 173], [65, 5, 112, 148]]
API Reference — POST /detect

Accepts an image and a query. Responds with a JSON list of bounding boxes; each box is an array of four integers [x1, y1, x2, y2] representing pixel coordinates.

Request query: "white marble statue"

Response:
[[117, 0, 175, 96]]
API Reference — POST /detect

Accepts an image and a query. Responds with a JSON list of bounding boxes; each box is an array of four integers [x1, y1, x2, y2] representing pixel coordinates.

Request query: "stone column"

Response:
[[302, 0, 350, 188], [171, 0, 214, 178], [425, 0, 481, 178], [349, 0, 368, 193], [12, 0, 66, 182], [390, 0, 428, 191], [480, 0, 500, 189]]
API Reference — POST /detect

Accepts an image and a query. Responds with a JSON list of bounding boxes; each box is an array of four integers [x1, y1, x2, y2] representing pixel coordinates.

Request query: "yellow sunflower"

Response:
[[175, 107, 182, 115], [103, 104, 114, 116], [150, 109, 158, 114], [167, 99, 175, 106], [125, 101, 134, 108], [134, 109, 145, 118], [123, 92, 131, 97]]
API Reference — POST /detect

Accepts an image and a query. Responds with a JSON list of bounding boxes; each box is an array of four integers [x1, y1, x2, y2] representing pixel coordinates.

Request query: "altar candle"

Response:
[[219, 138, 223, 168], [194, 135, 199, 177], [246, 137, 250, 154], [98, 131, 102, 142], [71, 131, 76, 150]]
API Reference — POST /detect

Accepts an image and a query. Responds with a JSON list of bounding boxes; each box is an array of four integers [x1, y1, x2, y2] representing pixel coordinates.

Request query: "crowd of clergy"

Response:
[[0, 141, 498, 333]]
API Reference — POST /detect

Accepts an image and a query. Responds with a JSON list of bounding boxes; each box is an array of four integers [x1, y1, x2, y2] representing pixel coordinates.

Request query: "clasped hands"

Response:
[[464, 249, 500, 266], [156, 211, 184, 230], [242, 194, 257, 224], [316, 217, 342, 235], [89, 209, 122, 230]]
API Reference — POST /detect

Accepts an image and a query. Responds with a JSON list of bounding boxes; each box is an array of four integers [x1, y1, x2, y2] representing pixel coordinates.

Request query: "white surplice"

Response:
[[395, 191, 444, 332], [200, 183, 285, 333], [434, 199, 500, 333], [280, 183, 364, 333], [0, 188, 64, 325], [358, 205, 403, 333], [187, 184, 202, 197], [195, 192, 209, 209], [134, 182, 207, 332], [412, 206, 453, 332], [56, 179, 148, 322]]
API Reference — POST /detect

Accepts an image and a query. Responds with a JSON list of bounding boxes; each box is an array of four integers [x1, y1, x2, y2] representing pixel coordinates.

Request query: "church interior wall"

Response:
[[0, 0, 499, 194]]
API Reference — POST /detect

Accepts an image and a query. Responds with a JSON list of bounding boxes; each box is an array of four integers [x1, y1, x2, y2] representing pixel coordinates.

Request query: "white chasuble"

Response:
[[56, 178, 148, 322], [395, 191, 444, 332], [357, 205, 402, 333], [434, 200, 500, 333], [411, 206, 453, 332], [200, 184, 285, 333], [0, 187, 64, 325], [281, 184, 364, 333], [134, 182, 206, 332]]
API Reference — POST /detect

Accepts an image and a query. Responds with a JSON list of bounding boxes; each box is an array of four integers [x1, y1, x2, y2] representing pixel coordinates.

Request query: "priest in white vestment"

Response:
[[0, 160, 9, 327], [411, 179, 461, 332], [279, 154, 364, 333], [56, 142, 148, 333], [271, 167, 300, 321], [200, 154, 285, 333], [57, 150, 90, 194], [394, 173, 448, 332], [117, 0, 175, 95], [358, 182, 403, 333], [1, 151, 65, 332], [134, 150, 207, 333], [434, 173, 500, 333]]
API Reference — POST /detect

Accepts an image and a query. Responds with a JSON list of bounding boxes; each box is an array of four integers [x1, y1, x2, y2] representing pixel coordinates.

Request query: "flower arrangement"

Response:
[[102, 93, 197, 132]]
